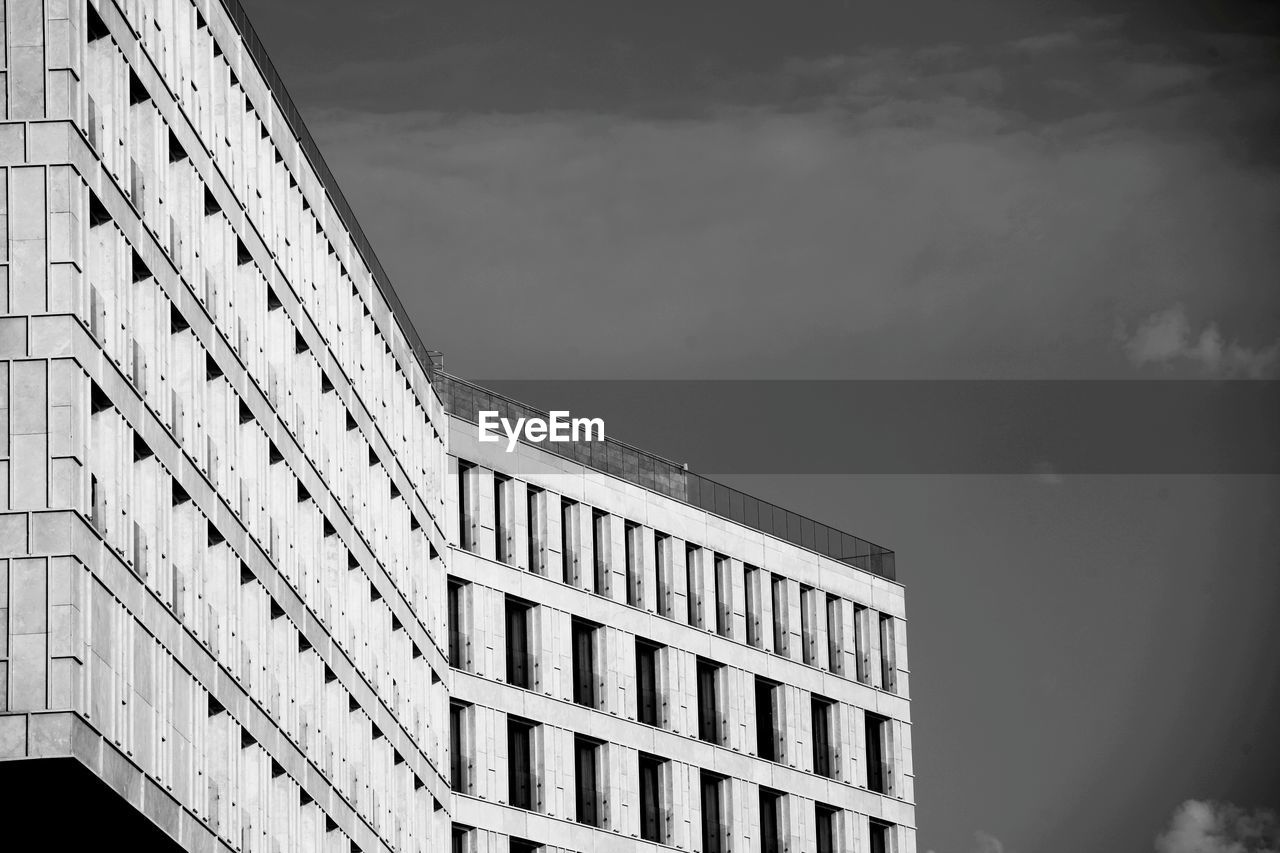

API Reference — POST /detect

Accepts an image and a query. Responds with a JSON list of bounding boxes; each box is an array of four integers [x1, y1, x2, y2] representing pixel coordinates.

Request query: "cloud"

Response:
[[1155, 800, 1280, 853], [1120, 305, 1280, 378]]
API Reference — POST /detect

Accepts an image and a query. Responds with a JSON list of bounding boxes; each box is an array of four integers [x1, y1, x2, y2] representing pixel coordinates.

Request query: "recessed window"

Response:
[[714, 553, 732, 637], [574, 735, 603, 827], [771, 574, 789, 656], [457, 460, 477, 552], [854, 604, 872, 684], [625, 521, 642, 606], [686, 544, 704, 628], [755, 677, 781, 762], [815, 804, 839, 853], [526, 486, 544, 574], [572, 618, 599, 709], [449, 702, 470, 793], [866, 712, 891, 795], [696, 658, 723, 745], [639, 752, 666, 843], [505, 597, 534, 689], [745, 564, 763, 647], [812, 695, 835, 778], [561, 498, 578, 585], [880, 614, 898, 692], [592, 509, 610, 595], [507, 717, 536, 810], [636, 639, 661, 726], [655, 531, 672, 618], [800, 585, 818, 665], [870, 820, 895, 853], [700, 772, 726, 853], [494, 473, 513, 564], [826, 594, 844, 675], [759, 788, 783, 853]]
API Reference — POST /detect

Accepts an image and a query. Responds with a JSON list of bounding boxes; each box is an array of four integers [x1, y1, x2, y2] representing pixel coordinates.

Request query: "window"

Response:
[[494, 473, 513, 564], [625, 521, 642, 606], [639, 752, 665, 843], [696, 658, 722, 744], [745, 565, 763, 647], [572, 618, 599, 708], [510, 839, 540, 853], [854, 604, 872, 684], [870, 820, 894, 853], [700, 772, 726, 853], [452, 825, 472, 853], [811, 695, 835, 778], [759, 788, 783, 853], [505, 597, 533, 689], [458, 460, 476, 551], [592, 509, 610, 595], [714, 553, 732, 637], [447, 578, 467, 669], [755, 677, 780, 762], [800, 585, 818, 665], [865, 712, 891, 795], [450, 701, 469, 792], [826, 594, 844, 675], [507, 717, 536, 810], [880, 614, 898, 692], [574, 735, 603, 827], [655, 532, 673, 618], [560, 498, 578, 584], [815, 804, 838, 853], [771, 574, 789, 656], [636, 639, 661, 726], [686, 544, 704, 628], [526, 486, 545, 574]]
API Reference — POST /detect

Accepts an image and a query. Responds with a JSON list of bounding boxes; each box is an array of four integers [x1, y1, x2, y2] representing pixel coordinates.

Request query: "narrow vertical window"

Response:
[[635, 639, 661, 726], [526, 486, 544, 574], [771, 574, 789, 656], [493, 473, 512, 564], [592, 508, 609, 595], [697, 658, 722, 744], [865, 712, 890, 795], [639, 752, 665, 843], [755, 677, 780, 762], [625, 521, 642, 606], [815, 804, 839, 853], [686, 544, 703, 628], [800, 585, 818, 665], [880, 613, 898, 693], [505, 597, 533, 689], [560, 498, 577, 585], [870, 820, 894, 853], [449, 701, 469, 792], [457, 460, 476, 551], [811, 695, 834, 778], [853, 604, 872, 684], [826, 594, 844, 675], [507, 717, 536, 810], [655, 532, 672, 618], [572, 618, 599, 708], [451, 825, 472, 853], [759, 788, 783, 853], [447, 578, 467, 669], [745, 564, 762, 647], [700, 772, 725, 853], [574, 736, 602, 827], [713, 553, 732, 637]]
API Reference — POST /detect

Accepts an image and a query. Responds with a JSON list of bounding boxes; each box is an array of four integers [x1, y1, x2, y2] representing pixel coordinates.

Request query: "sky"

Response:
[[241, 1, 1280, 851]]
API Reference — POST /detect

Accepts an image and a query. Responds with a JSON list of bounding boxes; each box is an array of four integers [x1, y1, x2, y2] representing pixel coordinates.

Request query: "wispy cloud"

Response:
[[1156, 800, 1280, 853], [1120, 305, 1280, 378]]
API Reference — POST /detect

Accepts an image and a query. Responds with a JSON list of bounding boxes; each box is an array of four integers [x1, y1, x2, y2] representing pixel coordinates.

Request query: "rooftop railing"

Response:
[[437, 373, 896, 581]]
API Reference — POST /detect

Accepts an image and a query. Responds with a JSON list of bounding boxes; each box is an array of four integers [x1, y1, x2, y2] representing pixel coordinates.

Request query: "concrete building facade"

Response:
[[0, 2, 915, 852]]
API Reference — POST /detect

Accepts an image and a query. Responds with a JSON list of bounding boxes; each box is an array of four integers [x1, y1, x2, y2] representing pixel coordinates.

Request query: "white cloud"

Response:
[[1121, 305, 1280, 378], [1155, 800, 1280, 853]]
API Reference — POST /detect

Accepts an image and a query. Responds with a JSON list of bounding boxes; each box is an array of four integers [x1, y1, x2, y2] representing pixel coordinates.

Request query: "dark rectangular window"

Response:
[[452, 825, 471, 853], [625, 521, 642, 606], [494, 474, 512, 564], [755, 677, 779, 762], [812, 695, 834, 778], [449, 701, 468, 791], [572, 618, 598, 708], [507, 717, 535, 810], [686, 544, 703, 627], [870, 820, 893, 853], [655, 532, 672, 617], [771, 574, 789, 655], [745, 564, 762, 647], [560, 498, 577, 584], [759, 788, 782, 853], [866, 712, 890, 795], [526, 486, 544, 574], [854, 604, 872, 684], [510, 839, 540, 853], [700, 772, 725, 853], [636, 639, 661, 726], [447, 578, 466, 669], [592, 509, 609, 595], [574, 735, 602, 827], [505, 597, 533, 689], [880, 614, 898, 692], [639, 752, 665, 843], [800, 585, 817, 665], [826, 594, 843, 675], [696, 659, 721, 744], [458, 461, 476, 551], [815, 804, 838, 853], [714, 554, 732, 637]]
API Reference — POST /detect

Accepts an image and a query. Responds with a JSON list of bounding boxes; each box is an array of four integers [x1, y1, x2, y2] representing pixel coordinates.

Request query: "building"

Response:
[[0, 2, 915, 852]]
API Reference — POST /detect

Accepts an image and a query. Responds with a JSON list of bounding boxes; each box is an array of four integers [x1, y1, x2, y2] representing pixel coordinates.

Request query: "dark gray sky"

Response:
[[240, 1, 1280, 850]]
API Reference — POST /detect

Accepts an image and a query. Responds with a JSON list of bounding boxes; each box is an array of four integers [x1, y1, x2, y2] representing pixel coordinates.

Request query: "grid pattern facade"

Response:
[[447, 422, 916, 853], [1, 1, 452, 851]]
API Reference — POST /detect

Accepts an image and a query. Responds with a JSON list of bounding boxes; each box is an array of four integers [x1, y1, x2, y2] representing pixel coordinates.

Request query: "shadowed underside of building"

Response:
[[0, 1, 915, 852]]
